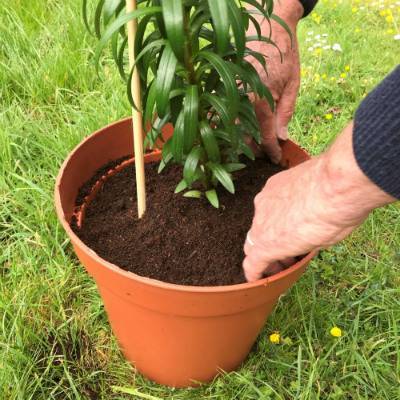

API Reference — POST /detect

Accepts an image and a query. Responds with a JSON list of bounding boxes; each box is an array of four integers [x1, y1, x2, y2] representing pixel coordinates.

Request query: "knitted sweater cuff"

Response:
[[298, 0, 319, 17], [353, 65, 400, 199]]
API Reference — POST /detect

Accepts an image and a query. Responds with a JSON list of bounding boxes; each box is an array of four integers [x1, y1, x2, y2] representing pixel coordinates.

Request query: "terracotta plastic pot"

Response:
[[55, 117, 316, 388]]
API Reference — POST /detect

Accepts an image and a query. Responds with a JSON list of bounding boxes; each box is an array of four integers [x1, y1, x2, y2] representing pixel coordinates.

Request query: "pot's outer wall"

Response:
[[55, 118, 316, 387]]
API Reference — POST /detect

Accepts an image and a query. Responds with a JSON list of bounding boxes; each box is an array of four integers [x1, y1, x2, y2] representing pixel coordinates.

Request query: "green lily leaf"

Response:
[[208, 162, 235, 194], [205, 189, 219, 208], [162, 0, 185, 62], [155, 44, 178, 118], [207, 0, 229, 55], [183, 190, 202, 199]]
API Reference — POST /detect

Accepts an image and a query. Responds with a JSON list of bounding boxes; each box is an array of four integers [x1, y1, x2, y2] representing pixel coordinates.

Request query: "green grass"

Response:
[[1, 0, 399, 398]]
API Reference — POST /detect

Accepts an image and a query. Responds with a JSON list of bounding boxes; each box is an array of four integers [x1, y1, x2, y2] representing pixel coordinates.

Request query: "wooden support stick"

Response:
[[126, 0, 146, 218]]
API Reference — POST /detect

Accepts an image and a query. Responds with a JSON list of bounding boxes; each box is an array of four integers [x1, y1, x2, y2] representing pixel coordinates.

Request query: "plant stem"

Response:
[[183, 7, 197, 85]]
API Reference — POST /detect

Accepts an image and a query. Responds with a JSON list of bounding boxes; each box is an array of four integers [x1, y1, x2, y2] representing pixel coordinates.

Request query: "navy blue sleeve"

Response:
[[298, 0, 319, 17], [353, 65, 400, 199]]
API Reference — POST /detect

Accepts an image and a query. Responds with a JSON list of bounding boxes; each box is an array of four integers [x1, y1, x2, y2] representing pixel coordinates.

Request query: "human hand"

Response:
[[243, 123, 395, 282], [247, 0, 303, 163]]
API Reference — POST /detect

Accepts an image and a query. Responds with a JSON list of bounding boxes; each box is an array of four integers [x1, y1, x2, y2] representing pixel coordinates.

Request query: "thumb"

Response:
[[275, 79, 299, 140]]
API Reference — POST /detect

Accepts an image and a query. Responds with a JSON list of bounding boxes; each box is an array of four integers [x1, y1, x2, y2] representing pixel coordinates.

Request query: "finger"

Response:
[[243, 244, 275, 282], [243, 255, 263, 282], [253, 99, 282, 164], [275, 78, 300, 140]]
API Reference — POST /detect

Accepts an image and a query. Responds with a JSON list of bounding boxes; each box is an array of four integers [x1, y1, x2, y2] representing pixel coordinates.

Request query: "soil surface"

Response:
[[72, 157, 284, 286]]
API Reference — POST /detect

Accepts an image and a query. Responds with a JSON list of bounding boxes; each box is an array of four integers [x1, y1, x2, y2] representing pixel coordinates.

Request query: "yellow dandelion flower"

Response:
[[269, 333, 280, 344], [322, 73, 328, 79], [345, 65, 350, 71], [300, 68, 308, 77], [330, 326, 342, 337], [386, 15, 394, 23], [325, 113, 333, 120], [340, 72, 347, 79], [352, 7, 358, 13], [314, 48, 322, 56], [379, 10, 387, 16]]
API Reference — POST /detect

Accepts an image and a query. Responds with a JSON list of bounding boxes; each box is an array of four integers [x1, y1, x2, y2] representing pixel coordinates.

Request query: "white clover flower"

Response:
[[332, 43, 343, 52], [307, 47, 314, 52], [394, 34, 400, 41], [315, 34, 321, 39]]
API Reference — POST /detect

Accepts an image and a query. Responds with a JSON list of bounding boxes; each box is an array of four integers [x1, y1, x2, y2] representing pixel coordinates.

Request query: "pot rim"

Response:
[[55, 117, 316, 294]]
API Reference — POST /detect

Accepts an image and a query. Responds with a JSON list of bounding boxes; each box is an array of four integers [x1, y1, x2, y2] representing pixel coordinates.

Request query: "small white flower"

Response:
[[321, 39, 327, 44], [306, 38, 312, 42], [307, 47, 314, 52], [307, 31, 314, 35], [394, 34, 400, 41], [322, 33, 328, 37], [332, 43, 342, 52], [315, 34, 321, 39]]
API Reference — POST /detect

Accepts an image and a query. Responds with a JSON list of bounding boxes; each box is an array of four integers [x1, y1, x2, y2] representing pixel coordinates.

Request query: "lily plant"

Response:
[[84, 0, 290, 207]]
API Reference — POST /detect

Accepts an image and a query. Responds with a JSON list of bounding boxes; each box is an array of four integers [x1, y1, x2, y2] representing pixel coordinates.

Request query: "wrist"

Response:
[[318, 123, 394, 227], [273, 0, 303, 27]]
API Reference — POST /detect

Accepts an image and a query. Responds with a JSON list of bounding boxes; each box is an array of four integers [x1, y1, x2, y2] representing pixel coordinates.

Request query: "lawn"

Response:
[[1, 0, 399, 398]]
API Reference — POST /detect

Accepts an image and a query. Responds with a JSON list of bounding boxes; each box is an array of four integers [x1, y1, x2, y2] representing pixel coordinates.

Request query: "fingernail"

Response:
[[277, 126, 288, 140]]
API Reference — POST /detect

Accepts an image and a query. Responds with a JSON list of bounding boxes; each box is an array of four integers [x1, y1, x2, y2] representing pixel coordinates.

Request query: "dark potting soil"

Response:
[[72, 157, 284, 286]]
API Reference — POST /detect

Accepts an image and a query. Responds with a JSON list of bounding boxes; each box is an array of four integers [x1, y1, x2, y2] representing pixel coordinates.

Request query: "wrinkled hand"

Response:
[[247, 0, 302, 163], [243, 123, 395, 282]]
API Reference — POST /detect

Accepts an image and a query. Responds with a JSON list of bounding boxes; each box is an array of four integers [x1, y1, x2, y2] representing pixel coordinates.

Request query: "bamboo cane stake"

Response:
[[126, 0, 146, 218]]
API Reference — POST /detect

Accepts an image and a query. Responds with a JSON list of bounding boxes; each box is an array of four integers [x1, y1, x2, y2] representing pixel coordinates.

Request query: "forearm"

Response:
[[296, 65, 400, 227], [250, 0, 303, 38], [318, 123, 395, 230], [252, 0, 317, 33]]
